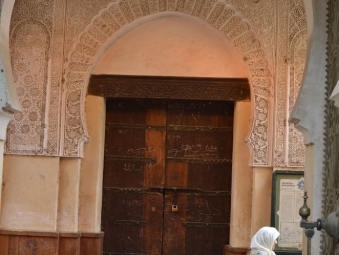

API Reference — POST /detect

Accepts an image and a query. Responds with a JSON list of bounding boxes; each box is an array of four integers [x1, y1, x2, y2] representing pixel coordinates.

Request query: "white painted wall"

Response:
[[290, 1, 327, 254]]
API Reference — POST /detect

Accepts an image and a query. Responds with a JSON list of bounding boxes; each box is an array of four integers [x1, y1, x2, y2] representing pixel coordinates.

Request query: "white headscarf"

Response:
[[250, 227, 280, 255]]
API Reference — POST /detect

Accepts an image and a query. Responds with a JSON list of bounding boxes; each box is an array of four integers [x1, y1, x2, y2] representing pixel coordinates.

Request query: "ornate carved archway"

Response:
[[58, 1, 273, 166]]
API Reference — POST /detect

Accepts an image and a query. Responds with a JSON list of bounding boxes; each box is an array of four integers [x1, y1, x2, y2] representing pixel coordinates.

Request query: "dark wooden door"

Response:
[[102, 99, 234, 255]]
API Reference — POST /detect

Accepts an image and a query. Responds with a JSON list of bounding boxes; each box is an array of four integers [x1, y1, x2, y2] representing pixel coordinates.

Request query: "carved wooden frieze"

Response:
[[88, 75, 250, 101]]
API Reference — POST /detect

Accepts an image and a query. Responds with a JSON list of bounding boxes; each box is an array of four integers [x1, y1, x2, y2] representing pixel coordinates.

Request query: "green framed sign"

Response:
[[271, 170, 304, 255]]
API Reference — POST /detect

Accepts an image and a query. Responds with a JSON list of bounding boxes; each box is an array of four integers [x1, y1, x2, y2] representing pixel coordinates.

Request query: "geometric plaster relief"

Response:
[[6, 21, 50, 154], [63, 0, 273, 165], [288, 29, 307, 167], [287, 0, 307, 167], [227, 0, 275, 62], [5, 0, 53, 155], [274, 0, 289, 166], [45, 0, 66, 155], [274, 0, 307, 167], [288, 0, 307, 167]]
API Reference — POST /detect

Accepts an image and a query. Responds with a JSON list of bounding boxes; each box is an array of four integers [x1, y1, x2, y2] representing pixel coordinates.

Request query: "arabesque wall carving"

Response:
[[287, 0, 307, 167], [6, 19, 51, 154], [6, 0, 53, 154], [5, 0, 307, 168], [274, 0, 307, 167]]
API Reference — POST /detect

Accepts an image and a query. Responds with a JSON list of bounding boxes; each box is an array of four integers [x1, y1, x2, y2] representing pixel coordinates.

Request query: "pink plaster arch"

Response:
[[61, 0, 273, 166]]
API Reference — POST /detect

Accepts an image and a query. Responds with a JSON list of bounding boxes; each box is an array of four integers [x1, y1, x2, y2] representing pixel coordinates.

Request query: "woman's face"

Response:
[[272, 239, 278, 250]]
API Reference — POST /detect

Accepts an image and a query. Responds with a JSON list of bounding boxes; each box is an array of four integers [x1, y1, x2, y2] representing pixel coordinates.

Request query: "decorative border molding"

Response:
[[274, 0, 289, 166], [288, 28, 307, 166], [274, 0, 307, 167], [45, 0, 67, 155]]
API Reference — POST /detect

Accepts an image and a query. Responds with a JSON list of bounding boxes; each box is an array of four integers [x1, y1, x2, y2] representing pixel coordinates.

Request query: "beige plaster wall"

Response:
[[0, 155, 59, 231], [250, 167, 273, 236], [290, 0, 327, 253], [78, 95, 105, 232], [230, 101, 253, 247], [92, 16, 248, 78], [57, 158, 81, 232]]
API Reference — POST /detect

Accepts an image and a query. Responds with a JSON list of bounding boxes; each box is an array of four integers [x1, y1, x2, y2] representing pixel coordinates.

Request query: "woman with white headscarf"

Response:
[[250, 227, 280, 255]]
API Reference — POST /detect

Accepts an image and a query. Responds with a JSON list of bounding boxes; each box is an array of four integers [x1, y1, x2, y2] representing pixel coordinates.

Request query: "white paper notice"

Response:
[[277, 177, 304, 249], [279, 222, 303, 248], [279, 192, 294, 222]]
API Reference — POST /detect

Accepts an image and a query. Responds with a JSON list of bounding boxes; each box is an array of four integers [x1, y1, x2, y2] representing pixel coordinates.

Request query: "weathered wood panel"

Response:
[[103, 99, 234, 255], [163, 162, 188, 255], [164, 101, 233, 255], [0, 235, 9, 255], [80, 233, 103, 255], [103, 100, 165, 255], [59, 232, 80, 255], [0, 230, 103, 255]]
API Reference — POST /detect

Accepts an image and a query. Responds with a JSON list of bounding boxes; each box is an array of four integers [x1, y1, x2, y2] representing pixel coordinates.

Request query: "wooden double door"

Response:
[[102, 99, 234, 255]]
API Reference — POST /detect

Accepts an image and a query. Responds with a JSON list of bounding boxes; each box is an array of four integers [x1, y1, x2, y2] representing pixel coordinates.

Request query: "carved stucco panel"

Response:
[[226, 0, 275, 63], [287, 0, 307, 167], [5, 0, 53, 154], [288, 30, 307, 166], [45, 0, 66, 155], [274, 0, 289, 166], [65, 0, 114, 54], [250, 95, 269, 165], [6, 20, 50, 154], [274, 0, 306, 167]]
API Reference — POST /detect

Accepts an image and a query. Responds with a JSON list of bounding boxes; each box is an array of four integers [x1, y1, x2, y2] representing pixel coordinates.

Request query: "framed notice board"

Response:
[[271, 170, 304, 255]]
